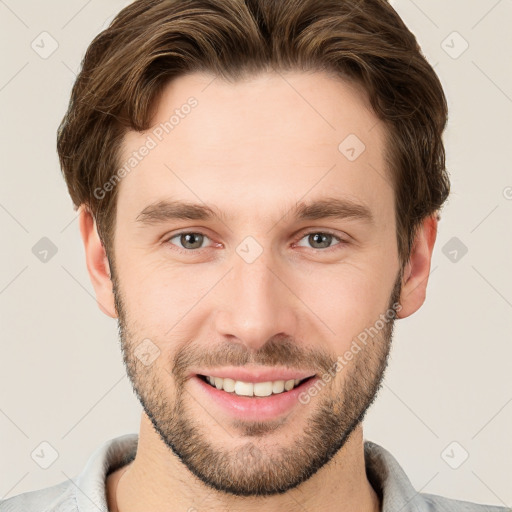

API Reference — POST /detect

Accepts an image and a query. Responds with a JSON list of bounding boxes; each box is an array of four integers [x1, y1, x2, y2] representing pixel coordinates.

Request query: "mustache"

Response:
[[172, 334, 337, 381]]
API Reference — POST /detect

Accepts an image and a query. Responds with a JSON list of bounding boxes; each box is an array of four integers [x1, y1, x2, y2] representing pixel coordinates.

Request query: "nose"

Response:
[[213, 249, 299, 352]]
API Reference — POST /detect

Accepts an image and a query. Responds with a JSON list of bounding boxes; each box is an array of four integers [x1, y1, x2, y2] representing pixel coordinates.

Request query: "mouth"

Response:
[[197, 374, 316, 397], [189, 366, 321, 421]]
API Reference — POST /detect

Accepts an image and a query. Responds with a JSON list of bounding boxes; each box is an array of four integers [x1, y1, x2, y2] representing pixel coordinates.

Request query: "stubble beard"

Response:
[[111, 264, 401, 496]]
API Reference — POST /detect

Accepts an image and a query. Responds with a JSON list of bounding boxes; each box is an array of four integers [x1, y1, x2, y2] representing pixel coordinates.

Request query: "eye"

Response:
[[295, 231, 346, 251], [166, 231, 212, 251], [164, 230, 348, 254]]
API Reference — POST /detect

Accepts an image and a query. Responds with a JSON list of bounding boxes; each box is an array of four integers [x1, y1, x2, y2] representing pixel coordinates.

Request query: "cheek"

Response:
[[117, 258, 218, 336], [294, 262, 394, 351], [115, 233, 398, 352]]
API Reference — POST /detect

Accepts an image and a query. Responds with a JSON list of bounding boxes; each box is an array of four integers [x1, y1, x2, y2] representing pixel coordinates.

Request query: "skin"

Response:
[[79, 70, 437, 512]]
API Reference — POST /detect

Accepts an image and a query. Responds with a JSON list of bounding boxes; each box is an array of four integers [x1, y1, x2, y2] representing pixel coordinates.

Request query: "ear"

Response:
[[397, 214, 438, 319], [78, 205, 118, 318]]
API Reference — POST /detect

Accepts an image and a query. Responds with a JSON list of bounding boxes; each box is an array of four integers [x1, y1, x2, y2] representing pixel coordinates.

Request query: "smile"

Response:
[[198, 374, 314, 397]]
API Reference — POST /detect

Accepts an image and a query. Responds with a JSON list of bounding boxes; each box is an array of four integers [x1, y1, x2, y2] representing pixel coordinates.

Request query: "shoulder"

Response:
[[0, 479, 75, 512], [363, 441, 509, 512], [420, 492, 510, 512], [0, 433, 138, 512]]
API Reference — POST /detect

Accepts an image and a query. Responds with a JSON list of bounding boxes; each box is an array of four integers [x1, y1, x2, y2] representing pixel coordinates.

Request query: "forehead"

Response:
[[117, 70, 392, 222]]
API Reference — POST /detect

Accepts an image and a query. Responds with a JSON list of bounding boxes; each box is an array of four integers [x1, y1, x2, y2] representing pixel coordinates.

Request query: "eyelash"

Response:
[[164, 230, 348, 254]]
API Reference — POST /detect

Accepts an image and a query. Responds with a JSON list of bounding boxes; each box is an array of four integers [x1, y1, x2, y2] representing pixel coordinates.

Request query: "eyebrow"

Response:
[[135, 197, 374, 226]]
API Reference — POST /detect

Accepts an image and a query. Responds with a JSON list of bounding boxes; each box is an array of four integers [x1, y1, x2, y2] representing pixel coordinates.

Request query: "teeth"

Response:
[[284, 380, 294, 391], [204, 376, 306, 396], [272, 380, 285, 394], [235, 380, 254, 396], [223, 377, 236, 392], [253, 381, 273, 397]]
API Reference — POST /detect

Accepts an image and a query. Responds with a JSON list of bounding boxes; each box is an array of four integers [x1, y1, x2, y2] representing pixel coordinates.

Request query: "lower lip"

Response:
[[190, 375, 319, 422], [190, 376, 318, 421]]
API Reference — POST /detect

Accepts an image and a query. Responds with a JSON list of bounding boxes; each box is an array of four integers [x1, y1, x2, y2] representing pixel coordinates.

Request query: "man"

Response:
[[1, 0, 507, 511]]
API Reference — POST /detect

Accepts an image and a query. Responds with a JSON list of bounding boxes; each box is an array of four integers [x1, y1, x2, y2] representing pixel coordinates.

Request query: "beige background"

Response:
[[0, 0, 511, 507]]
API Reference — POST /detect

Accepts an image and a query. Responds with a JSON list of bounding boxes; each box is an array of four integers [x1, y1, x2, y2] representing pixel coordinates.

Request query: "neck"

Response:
[[107, 414, 380, 512]]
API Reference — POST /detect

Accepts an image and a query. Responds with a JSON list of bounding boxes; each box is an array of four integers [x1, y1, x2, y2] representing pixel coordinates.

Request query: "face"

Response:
[[110, 71, 402, 496]]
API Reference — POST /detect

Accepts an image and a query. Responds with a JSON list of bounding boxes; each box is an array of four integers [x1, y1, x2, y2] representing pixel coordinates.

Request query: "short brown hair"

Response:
[[57, 0, 449, 269]]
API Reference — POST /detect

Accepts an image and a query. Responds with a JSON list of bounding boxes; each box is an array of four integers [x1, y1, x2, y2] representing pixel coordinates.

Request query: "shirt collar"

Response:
[[364, 440, 431, 511]]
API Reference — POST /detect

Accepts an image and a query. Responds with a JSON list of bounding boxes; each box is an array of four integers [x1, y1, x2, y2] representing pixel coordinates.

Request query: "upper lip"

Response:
[[192, 367, 317, 383]]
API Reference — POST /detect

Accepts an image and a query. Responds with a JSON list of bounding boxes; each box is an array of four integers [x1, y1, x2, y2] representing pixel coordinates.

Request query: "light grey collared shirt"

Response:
[[0, 433, 508, 512]]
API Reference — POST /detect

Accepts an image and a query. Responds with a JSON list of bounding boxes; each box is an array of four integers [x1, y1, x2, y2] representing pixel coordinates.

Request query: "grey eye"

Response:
[[296, 232, 340, 250], [169, 232, 208, 250]]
